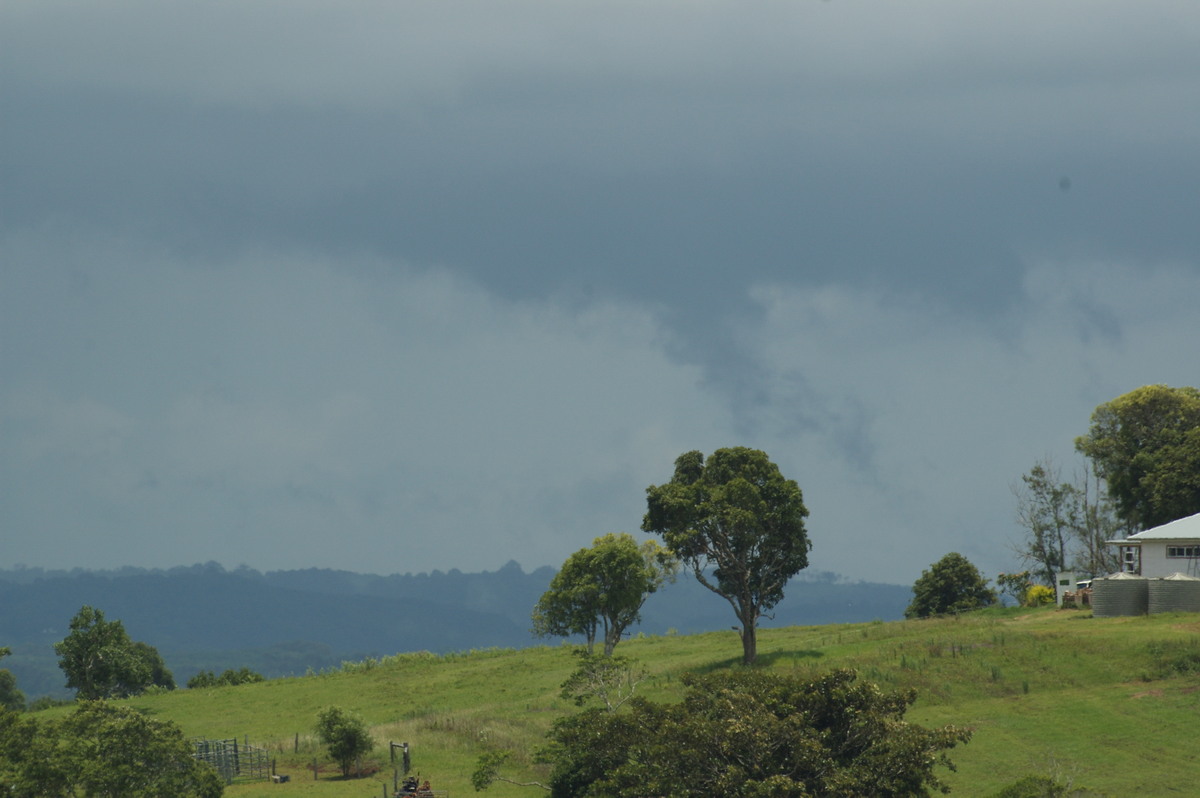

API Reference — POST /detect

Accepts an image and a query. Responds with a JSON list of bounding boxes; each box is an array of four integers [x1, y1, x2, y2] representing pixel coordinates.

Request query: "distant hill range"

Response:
[[0, 562, 910, 699]]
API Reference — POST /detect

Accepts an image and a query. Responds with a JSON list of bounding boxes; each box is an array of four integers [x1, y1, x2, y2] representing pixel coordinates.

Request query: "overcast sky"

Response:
[[3, 1, 1198, 586]]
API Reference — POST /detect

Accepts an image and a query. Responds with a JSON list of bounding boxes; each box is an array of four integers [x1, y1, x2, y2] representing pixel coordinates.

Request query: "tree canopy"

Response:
[[53, 606, 173, 699], [906, 552, 997, 619], [642, 447, 810, 664], [532, 533, 677, 656], [315, 705, 374, 778], [1075, 384, 1200, 530], [0, 648, 22, 712], [0, 702, 223, 797], [543, 668, 970, 798]]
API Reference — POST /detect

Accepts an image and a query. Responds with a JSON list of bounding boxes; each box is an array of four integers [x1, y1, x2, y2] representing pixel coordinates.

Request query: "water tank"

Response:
[[1149, 573, 1200, 614], [1091, 572, 1149, 617]]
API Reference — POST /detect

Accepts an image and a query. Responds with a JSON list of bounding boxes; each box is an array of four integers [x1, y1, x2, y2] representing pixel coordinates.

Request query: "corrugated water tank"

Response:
[[1148, 572, 1200, 614], [1091, 572, 1149, 617]]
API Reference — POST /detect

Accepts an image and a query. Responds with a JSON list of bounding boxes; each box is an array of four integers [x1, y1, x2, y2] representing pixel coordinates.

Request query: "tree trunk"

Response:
[[737, 602, 758, 665], [740, 623, 757, 665]]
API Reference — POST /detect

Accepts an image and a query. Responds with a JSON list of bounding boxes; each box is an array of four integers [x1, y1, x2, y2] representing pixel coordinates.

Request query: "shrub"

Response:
[[1023, 585, 1056, 607]]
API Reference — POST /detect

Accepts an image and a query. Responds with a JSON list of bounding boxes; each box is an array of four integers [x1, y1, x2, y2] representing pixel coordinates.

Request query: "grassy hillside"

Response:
[[60, 606, 1200, 797]]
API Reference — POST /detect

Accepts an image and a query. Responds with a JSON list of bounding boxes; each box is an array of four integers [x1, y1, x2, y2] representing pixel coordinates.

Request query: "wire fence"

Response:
[[192, 737, 272, 784]]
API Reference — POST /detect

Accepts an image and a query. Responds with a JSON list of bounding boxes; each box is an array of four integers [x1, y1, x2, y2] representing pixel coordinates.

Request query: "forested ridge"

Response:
[[0, 562, 908, 699]]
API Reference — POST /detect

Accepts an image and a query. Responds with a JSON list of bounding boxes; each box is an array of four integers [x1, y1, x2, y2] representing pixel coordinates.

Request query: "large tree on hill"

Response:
[[54, 606, 172, 699], [532, 533, 677, 656], [642, 447, 810, 665], [1076, 384, 1200, 530]]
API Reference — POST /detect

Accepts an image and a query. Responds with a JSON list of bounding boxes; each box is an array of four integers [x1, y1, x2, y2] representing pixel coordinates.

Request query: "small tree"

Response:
[[559, 651, 647, 712], [906, 553, 997, 619], [996, 571, 1033, 606], [533, 533, 676, 656], [1012, 461, 1078, 586], [643, 447, 811, 665], [315, 706, 374, 778], [54, 606, 168, 699], [1012, 459, 1123, 583]]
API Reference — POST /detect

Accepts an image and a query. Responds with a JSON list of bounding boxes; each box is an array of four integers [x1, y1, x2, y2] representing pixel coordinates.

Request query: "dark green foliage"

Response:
[[0, 648, 23, 712], [643, 447, 811, 664], [533, 533, 676, 656], [26, 695, 71, 712], [131, 640, 176, 690], [906, 553, 997, 619], [186, 667, 265, 689], [0, 705, 70, 795], [62, 702, 224, 797], [0, 702, 223, 797], [544, 668, 970, 798], [1076, 384, 1200, 530], [314, 705, 375, 777], [54, 606, 173, 699]]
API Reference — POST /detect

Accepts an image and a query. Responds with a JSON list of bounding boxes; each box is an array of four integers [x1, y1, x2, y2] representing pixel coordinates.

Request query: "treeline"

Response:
[[0, 562, 909, 700]]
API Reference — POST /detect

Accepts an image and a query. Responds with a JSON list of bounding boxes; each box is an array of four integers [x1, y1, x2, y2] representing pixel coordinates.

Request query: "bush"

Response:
[[544, 669, 971, 797], [1023, 585, 1056, 607], [187, 668, 265, 689], [990, 774, 1068, 797]]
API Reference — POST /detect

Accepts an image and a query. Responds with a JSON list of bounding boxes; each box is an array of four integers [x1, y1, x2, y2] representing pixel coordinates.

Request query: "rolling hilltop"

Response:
[[0, 562, 910, 698], [49, 605, 1200, 798]]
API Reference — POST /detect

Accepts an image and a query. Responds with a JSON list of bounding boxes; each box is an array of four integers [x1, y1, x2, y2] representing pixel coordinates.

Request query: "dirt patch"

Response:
[[1131, 689, 1164, 699]]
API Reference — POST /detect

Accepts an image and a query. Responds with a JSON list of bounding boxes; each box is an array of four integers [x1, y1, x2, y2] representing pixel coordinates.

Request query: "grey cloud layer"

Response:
[[2, 1, 1199, 583]]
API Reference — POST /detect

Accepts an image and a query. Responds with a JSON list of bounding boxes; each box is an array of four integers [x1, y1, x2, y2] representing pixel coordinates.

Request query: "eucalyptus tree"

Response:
[[642, 447, 810, 665]]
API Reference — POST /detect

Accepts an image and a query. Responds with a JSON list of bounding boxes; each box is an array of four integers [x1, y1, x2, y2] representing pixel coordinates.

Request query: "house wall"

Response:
[[1140, 541, 1200, 578]]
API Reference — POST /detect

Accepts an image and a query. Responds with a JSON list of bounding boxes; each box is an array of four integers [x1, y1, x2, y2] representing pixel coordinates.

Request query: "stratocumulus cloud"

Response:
[[2, 0, 1199, 584]]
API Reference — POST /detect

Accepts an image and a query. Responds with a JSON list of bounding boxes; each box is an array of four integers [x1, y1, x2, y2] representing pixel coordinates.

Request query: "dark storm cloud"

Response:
[[2, 1, 1199, 582]]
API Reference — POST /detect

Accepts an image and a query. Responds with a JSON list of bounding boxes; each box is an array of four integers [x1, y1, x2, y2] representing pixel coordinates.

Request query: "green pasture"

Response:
[[54, 607, 1200, 797]]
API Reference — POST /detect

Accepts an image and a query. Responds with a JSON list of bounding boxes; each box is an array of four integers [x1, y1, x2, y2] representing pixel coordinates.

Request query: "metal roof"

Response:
[[1123, 512, 1200, 542]]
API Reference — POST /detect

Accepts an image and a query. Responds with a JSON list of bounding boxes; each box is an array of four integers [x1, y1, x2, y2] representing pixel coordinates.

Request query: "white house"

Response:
[[1108, 512, 1200, 577]]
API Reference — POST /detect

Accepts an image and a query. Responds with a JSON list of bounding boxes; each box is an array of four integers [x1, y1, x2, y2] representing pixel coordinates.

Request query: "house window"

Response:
[[1121, 545, 1141, 574], [1167, 546, 1200, 558]]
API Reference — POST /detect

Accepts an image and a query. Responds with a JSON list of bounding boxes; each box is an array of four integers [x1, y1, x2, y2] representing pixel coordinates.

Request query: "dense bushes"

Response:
[[186, 667, 265, 689]]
